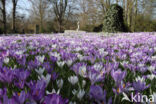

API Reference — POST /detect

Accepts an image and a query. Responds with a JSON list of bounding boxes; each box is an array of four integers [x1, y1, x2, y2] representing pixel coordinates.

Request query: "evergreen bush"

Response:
[[103, 4, 126, 33]]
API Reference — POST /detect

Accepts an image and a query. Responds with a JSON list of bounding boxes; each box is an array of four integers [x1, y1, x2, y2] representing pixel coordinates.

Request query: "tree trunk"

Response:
[[133, 0, 137, 32], [123, 0, 126, 20], [2, 0, 7, 34], [39, 0, 43, 33], [12, 0, 17, 33], [127, 0, 131, 30], [59, 19, 63, 32]]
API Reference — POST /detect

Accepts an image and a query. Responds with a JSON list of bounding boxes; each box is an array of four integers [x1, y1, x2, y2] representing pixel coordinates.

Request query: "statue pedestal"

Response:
[[64, 30, 86, 34]]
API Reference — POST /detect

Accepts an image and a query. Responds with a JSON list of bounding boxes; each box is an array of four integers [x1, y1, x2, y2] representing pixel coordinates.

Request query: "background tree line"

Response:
[[0, 0, 156, 34]]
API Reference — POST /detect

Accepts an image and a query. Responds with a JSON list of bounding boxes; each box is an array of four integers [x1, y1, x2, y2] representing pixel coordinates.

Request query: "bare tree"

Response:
[[12, 0, 19, 33], [0, 0, 6, 34], [29, 0, 50, 33], [50, 0, 68, 32]]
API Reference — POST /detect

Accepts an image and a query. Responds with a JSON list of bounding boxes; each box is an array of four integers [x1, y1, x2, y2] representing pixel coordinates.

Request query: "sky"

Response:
[[6, 0, 156, 19], [7, 0, 31, 18]]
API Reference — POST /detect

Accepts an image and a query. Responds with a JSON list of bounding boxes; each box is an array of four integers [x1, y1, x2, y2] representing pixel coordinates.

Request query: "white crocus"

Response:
[[151, 56, 156, 61], [147, 74, 156, 80], [79, 66, 87, 77], [68, 76, 78, 85], [148, 66, 155, 72], [93, 63, 103, 71], [82, 80, 86, 88], [28, 45, 34, 49], [15, 50, 24, 55], [75, 47, 81, 51], [57, 61, 65, 67], [69, 102, 76, 104], [49, 52, 61, 61], [138, 63, 144, 67], [11, 65, 17, 70], [38, 74, 51, 86], [77, 89, 85, 100], [46, 89, 60, 95], [154, 47, 156, 51], [135, 76, 145, 82], [152, 92, 156, 102], [99, 48, 108, 56], [3, 57, 9, 64], [51, 44, 57, 48], [36, 55, 45, 63], [66, 60, 73, 66], [57, 79, 64, 89], [77, 54, 83, 61], [72, 89, 77, 95], [121, 61, 129, 66], [35, 67, 45, 75]]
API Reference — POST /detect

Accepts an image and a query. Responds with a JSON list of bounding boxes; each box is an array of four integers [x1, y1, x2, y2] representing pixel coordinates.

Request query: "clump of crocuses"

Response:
[[0, 32, 156, 104]]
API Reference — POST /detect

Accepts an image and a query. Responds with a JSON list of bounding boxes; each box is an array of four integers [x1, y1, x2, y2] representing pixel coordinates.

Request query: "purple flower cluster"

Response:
[[0, 32, 155, 103]]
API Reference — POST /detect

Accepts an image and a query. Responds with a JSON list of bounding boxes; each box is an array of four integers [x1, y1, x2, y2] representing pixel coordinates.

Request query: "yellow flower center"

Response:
[[123, 84, 126, 88], [117, 88, 120, 93], [18, 93, 20, 96], [36, 91, 39, 96]]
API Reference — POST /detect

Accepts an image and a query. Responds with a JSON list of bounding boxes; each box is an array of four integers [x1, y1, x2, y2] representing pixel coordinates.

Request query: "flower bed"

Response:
[[0, 33, 156, 104]]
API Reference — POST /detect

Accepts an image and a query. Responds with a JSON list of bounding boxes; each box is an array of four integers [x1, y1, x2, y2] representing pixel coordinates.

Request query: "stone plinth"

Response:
[[64, 30, 86, 34]]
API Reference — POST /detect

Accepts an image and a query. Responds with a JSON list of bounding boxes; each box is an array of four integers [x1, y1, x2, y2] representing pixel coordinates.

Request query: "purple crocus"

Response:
[[113, 82, 131, 94], [43, 94, 68, 104], [2, 88, 16, 104], [28, 79, 46, 101], [0, 50, 9, 58], [133, 81, 150, 92], [111, 69, 127, 86], [42, 62, 52, 73], [0, 67, 15, 83], [89, 85, 112, 104], [13, 91, 28, 104], [13, 69, 30, 89], [51, 72, 58, 81]]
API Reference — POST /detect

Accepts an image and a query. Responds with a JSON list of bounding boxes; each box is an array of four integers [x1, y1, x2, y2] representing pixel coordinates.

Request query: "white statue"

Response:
[[76, 21, 79, 31]]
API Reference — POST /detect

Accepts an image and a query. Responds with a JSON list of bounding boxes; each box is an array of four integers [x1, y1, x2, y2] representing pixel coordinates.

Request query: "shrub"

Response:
[[93, 24, 103, 32], [103, 4, 126, 33]]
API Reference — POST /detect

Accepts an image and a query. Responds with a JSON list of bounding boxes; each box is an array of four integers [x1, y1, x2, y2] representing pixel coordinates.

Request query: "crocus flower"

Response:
[[89, 85, 112, 104], [42, 62, 52, 73], [3, 57, 9, 64], [51, 72, 58, 81], [38, 74, 51, 86], [152, 92, 156, 102], [82, 80, 86, 88], [2, 88, 16, 104], [0, 67, 15, 83], [57, 79, 64, 89], [13, 91, 28, 104], [1, 50, 9, 58], [79, 65, 87, 77], [30, 79, 46, 101], [68, 76, 78, 85], [147, 74, 156, 80], [113, 82, 131, 94], [66, 60, 73, 66], [88, 69, 105, 85], [133, 80, 150, 92], [35, 67, 45, 75], [43, 94, 68, 104], [46, 89, 60, 95], [89, 85, 105, 101], [111, 69, 127, 86], [57, 61, 65, 68], [77, 89, 85, 100], [36, 55, 45, 63]]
